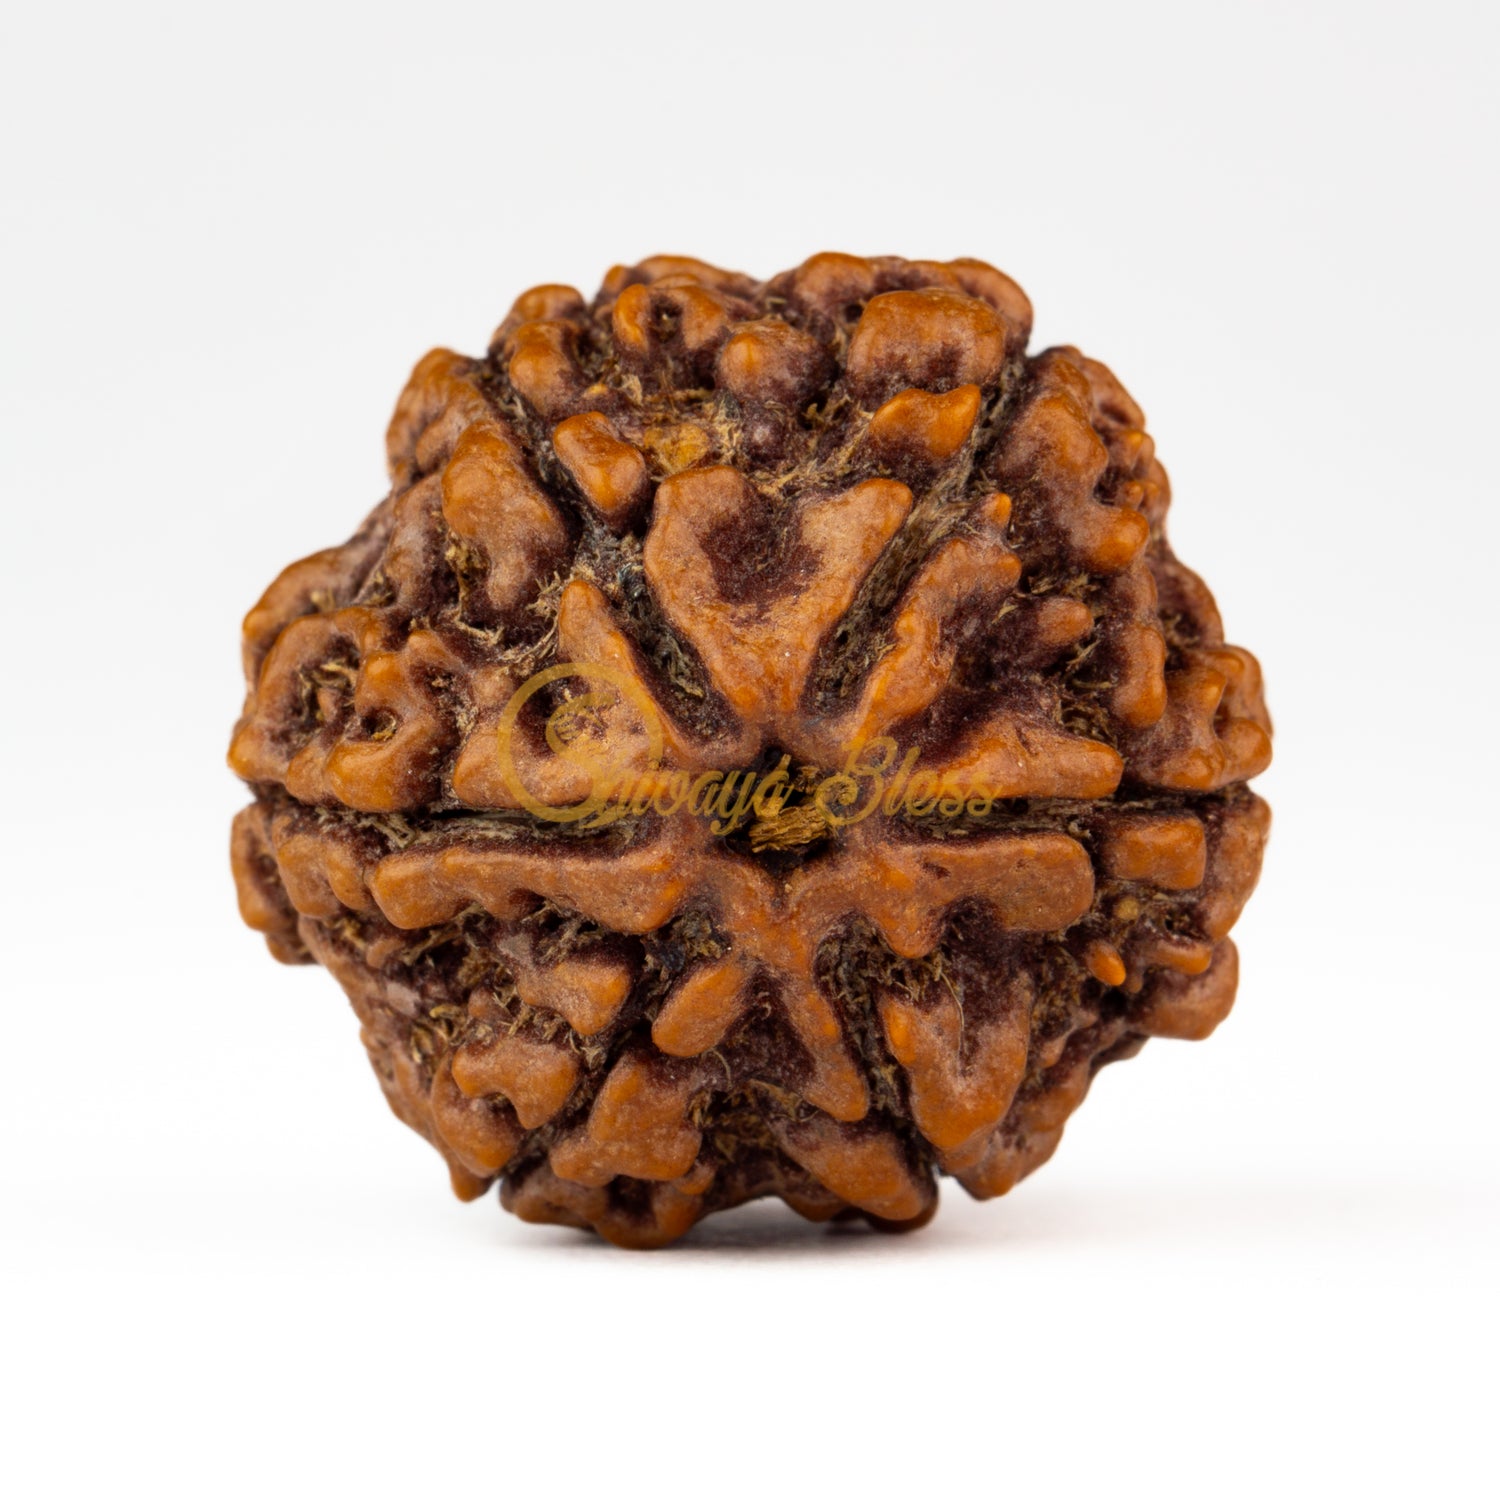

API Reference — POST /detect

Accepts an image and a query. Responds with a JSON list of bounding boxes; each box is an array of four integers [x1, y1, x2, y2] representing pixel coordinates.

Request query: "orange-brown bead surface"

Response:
[[229, 253, 1271, 1247]]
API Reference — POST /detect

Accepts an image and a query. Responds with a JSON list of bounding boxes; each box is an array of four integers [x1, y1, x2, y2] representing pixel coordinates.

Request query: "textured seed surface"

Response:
[[229, 252, 1271, 1248]]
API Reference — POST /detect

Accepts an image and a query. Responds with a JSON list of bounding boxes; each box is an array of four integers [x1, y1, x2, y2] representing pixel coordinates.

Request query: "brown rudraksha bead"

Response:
[[229, 253, 1271, 1247]]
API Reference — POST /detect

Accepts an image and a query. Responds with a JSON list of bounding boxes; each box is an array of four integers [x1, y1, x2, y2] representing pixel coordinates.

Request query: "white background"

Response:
[[4, 1, 1496, 1494]]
